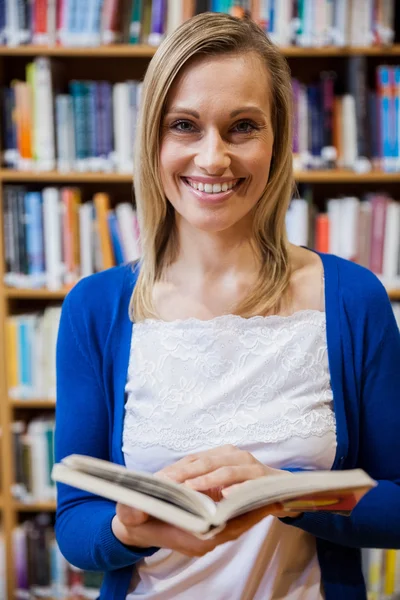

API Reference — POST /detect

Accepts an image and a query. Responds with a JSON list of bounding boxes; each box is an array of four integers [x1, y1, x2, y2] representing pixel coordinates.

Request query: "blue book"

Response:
[[70, 80, 89, 169], [377, 66, 393, 172], [107, 212, 124, 265], [24, 191, 45, 287], [18, 318, 31, 396]]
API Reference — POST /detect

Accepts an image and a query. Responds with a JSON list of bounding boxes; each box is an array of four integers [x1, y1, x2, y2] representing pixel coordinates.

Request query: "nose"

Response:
[[194, 129, 231, 174]]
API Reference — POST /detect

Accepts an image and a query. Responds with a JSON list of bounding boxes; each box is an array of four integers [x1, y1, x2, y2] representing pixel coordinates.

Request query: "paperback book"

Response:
[[52, 455, 376, 539]]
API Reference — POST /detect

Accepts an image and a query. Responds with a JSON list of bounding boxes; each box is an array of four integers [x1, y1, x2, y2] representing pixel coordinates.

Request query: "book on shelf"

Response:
[[13, 514, 103, 599], [52, 454, 376, 538], [2, 186, 141, 290], [6, 308, 61, 401], [5, 56, 400, 175], [12, 418, 56, 503], [286, 193, 400, 292], [0, 1, 397, 49]]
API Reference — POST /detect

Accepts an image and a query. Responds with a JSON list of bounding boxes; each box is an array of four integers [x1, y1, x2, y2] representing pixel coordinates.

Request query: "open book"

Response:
[[52, 455, 376, 539]]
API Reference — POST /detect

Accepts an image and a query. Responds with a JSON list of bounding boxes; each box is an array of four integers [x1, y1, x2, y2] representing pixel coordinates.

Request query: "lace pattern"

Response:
[[123, 311, 336, 452]]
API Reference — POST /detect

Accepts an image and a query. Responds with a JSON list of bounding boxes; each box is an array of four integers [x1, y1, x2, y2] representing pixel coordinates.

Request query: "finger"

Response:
[[159, 449, 255, 483], [132, 518, 219, 557], [116, 503, 150, 526], [185, 464, 266, 491]]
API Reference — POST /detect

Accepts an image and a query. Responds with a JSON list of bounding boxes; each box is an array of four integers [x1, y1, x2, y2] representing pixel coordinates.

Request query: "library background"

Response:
[[0, 0, 400, 598]]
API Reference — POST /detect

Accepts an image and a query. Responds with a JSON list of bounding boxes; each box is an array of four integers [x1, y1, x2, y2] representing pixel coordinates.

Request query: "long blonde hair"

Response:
[[130, 11, 294, 321]]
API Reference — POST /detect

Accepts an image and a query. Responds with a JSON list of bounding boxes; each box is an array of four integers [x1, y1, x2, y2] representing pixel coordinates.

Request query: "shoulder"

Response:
[[323, 253, 389, 308], [62, 263, 138, 333]]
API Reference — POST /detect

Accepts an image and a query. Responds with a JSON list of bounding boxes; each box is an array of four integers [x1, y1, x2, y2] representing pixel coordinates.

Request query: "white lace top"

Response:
[[123, 311, 337, 600]]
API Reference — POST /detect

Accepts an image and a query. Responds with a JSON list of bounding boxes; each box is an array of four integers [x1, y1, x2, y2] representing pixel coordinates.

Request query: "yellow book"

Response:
[[6, 317, 18, 392], [384, 549, 397, 597], [94, 193, 115, 270]]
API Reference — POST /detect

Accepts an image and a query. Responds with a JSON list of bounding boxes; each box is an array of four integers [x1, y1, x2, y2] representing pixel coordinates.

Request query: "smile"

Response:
[[183, 178, 243, 194]]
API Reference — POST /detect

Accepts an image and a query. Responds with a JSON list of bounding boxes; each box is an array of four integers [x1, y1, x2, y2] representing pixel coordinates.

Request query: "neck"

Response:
[[169, 216, 261, 282]]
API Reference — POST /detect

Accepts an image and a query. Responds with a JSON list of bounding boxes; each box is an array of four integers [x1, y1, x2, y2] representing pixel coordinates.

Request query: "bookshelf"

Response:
[[1, 11, 400, 600]]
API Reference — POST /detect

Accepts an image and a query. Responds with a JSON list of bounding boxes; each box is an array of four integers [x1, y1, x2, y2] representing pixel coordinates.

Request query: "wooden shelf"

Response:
[[388, 289, 400, 301], [14, 500, 56, 512], [1, 44, 400, 58], [5, 287, 69, 299], [295, 169, 400, 183], [3, 285, 400, 301], [10, 399, 56, 409], [0, 169, 133, 183], [0, 44, 158, 57], [3, 168, 400, 184]]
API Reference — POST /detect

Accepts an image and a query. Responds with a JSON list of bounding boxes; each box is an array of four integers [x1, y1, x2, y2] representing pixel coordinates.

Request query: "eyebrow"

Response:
[[165, 106, 267, 118]]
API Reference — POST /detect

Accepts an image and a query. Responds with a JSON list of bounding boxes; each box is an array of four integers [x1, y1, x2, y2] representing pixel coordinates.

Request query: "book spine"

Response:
[[24, 191, 46, 287], [148, 0, 167, 46]]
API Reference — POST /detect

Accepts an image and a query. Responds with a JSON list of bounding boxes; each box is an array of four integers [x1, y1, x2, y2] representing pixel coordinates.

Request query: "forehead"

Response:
[[164, 52, 271, 114]]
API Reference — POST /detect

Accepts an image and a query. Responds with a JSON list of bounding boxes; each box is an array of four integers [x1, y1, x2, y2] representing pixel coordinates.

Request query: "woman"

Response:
[[55, 11, 400, 600]]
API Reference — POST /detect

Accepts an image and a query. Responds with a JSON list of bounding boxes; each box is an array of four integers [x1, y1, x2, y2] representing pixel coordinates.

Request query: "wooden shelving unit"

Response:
[[0, 40, 400, 600], [4, 167, 400, 184]]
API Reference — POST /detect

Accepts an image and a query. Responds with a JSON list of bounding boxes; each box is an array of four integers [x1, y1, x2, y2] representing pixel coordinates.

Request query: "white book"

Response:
[[52, 454, 376, 538], [47, 0, 58, 46], [382, 202, 400, 281], [33, 58, 56, 172], [166, 0, 184, 35], [79, 202, 94, 278], [340, 197, 360, 261], [42, 188, 64, 291], [285, 199, 309, 247], [115, 203, 140, 262], [86, 0, 103, 46], [113, 83, 133, 174], [327, 198, 342, 256], [5, 0, 19, 46], [341, 95, 357, 169], [28, 420, 52, 500], [332, 0, 348, 46], [56, 95, 76, 173]]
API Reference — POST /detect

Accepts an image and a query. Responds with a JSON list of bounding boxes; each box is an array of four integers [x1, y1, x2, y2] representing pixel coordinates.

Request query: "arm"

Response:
[[55, 286, 157, 571], [281, 287, 400, 549]]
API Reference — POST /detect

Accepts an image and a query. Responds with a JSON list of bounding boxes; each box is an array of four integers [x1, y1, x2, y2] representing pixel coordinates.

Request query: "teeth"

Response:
[[186, 179, 238, 193]]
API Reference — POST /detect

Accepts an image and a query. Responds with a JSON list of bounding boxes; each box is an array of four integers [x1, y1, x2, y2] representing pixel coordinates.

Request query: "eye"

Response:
[[170, 120, 196, 133], [232, 120, 259, 134]]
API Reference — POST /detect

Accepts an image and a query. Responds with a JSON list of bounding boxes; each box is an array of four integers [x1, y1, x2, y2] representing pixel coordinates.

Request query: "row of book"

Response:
[[3, 184, 399, 292], [7, 309, 61, 401], [2, 57, 143, 173], [1, 0, 398, 49], [12, 514, 103, 599], [12, 418, 56, 503], [293, 61, 400, 173], [364, 548, 400, 599], [0, 515, 399, 599], [286, 193, 400, 289], [6, 57, 400, 175], [6, 298, 399, 411], [3, 186, 140, 290]]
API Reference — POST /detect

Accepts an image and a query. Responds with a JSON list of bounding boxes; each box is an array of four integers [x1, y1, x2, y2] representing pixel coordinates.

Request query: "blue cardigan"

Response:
[[55, 252, 400, 600]]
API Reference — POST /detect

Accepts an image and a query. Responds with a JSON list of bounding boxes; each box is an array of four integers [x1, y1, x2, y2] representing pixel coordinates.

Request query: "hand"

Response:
[[112, 501, 282, 557], [157, 444, 302, 519]]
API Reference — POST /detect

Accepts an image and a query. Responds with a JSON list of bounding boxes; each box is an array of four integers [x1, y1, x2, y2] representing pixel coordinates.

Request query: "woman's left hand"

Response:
[[156, 444, 301, 519]]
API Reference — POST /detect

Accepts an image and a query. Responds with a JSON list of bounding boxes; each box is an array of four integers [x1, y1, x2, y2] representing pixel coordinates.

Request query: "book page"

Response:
[[212, 469, 376, 525], [62, 454, 216, 517]]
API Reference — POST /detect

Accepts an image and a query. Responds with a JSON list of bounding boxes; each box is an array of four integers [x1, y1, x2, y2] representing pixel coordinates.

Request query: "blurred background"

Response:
[[0, 0, 400, 598]]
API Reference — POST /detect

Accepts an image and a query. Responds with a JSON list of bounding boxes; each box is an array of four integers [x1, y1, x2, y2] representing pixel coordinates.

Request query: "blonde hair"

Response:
[[131, 11, 294, 321]]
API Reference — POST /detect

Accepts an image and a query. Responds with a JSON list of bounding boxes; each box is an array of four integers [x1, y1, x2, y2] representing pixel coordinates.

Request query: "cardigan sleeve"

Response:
[[55, 285, 157, 571], [281, 281, 400, 548]]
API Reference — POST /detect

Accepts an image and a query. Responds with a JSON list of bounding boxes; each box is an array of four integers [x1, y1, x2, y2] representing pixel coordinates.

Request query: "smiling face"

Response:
[[159, 51, 274, 234]]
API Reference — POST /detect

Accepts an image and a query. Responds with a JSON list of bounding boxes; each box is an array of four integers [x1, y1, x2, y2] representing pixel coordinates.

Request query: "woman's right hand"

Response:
[[112, 501, 275, 557]]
